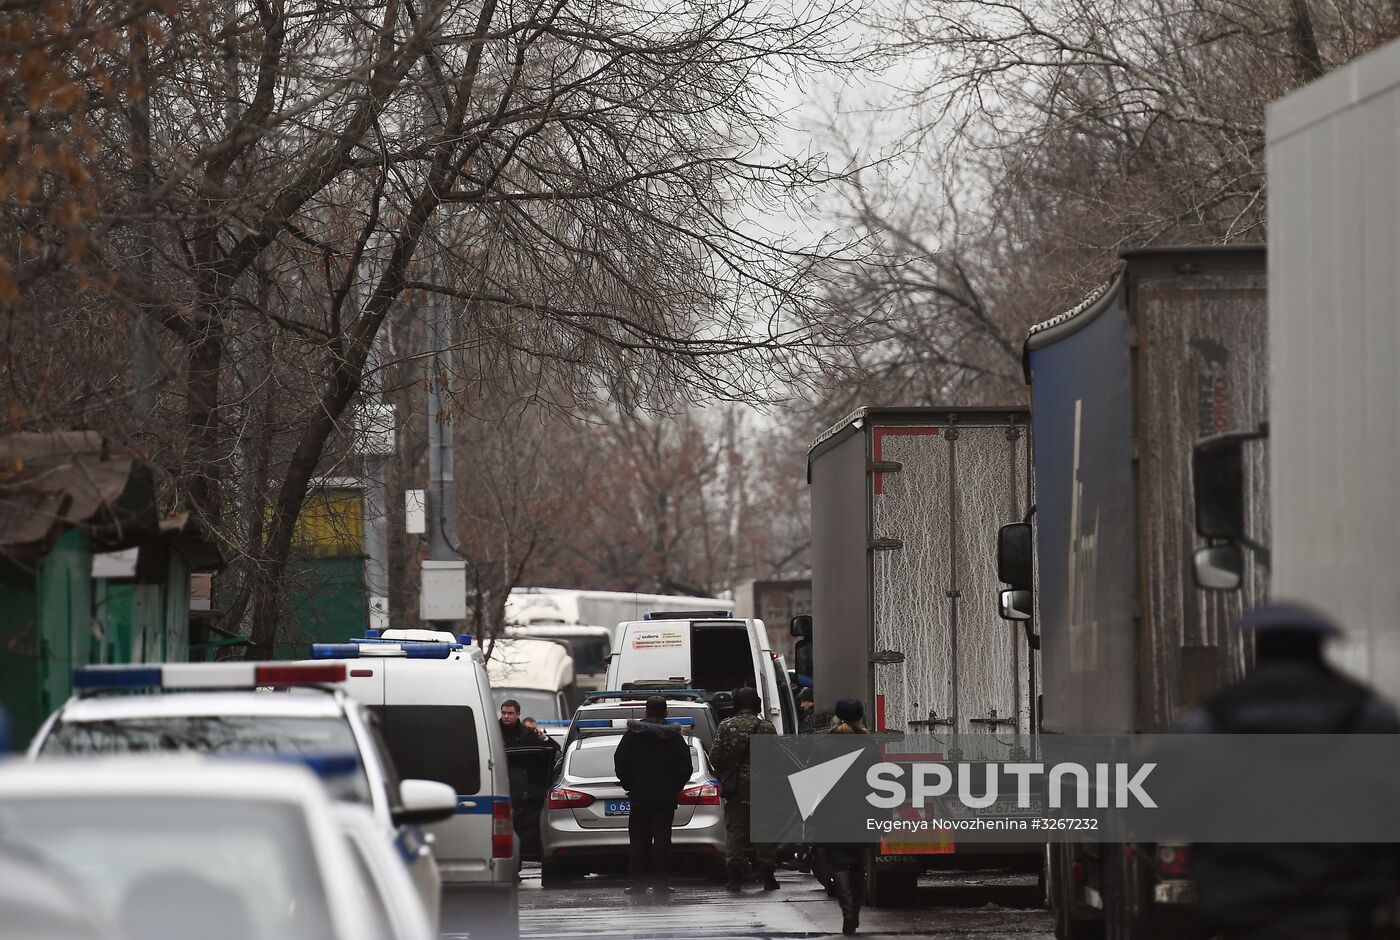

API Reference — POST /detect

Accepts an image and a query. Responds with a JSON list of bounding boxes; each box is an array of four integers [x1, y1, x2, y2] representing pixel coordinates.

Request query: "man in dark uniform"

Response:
[[499, 699, 532, 747], [711, 686, 779, 892], [613, 696, 694, 897], [1182, 603, 1400, 938]]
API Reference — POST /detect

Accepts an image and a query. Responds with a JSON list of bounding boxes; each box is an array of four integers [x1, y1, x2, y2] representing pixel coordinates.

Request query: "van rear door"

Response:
[[612, 623, 691, 687], [689, 621, 756, 695]]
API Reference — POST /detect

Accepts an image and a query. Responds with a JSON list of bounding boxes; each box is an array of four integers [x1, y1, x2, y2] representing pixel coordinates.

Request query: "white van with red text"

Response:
[[604, 614, 792, 733]]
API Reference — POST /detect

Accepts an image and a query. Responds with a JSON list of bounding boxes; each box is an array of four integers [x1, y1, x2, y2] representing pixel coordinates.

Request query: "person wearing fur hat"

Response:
[[831, 698, 868, 735]]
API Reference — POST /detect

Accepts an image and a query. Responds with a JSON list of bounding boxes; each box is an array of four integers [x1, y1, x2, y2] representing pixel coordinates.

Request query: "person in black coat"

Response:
[[1179, 603, 1400, 938], [613, 696, 694, 896]]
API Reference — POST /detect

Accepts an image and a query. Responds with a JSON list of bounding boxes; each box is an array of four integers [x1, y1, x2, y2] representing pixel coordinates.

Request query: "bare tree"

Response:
[[3, 0, 867, 653], [801, 0, 1400, 411]]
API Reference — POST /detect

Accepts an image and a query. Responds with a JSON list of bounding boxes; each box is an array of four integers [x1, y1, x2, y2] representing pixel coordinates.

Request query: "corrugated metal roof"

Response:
[[808, 407, 868, 453], [1026, 281, 1113, 340]]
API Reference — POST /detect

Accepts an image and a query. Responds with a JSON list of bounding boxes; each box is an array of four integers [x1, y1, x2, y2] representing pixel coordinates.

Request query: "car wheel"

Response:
[[541, 860, 572, 889]]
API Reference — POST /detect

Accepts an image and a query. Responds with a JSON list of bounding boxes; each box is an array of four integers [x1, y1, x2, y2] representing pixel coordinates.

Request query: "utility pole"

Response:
[[129, 19, 158, 417], [421, 287, 468, 627], [360, 288, 393, 633]]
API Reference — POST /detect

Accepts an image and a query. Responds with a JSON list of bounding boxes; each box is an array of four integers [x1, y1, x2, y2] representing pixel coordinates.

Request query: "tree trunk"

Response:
[[186, 321, 225, 529], [249, 355, 364, 657], [1289, 0, 1325, 83]]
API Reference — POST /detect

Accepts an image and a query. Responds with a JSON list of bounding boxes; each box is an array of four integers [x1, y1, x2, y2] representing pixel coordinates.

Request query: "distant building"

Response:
[[0, 432, 220, 744]]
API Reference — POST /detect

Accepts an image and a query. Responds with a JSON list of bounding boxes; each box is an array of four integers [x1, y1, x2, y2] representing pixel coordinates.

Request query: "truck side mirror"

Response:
[[790, 614, 812, 638], [999, 588, 1032, 621], [1194, 544, 1243, 591], [998, 522, 1033, 588], [1193, 436, 1245, 540]]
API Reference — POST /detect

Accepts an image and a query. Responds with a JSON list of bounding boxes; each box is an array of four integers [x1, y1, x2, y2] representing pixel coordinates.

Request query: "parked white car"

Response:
[[336, 804, 435, 940], [28, 661, 451, 931], [0, 757, 380, 940]]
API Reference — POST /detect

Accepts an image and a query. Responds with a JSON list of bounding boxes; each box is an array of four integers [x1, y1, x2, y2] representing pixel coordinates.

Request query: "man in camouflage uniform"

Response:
[[711, 686, 779, 892]]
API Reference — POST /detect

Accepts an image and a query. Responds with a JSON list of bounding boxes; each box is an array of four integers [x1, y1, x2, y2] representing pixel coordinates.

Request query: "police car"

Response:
[[307, 630, 520, 940], [539, 716, 727, 886], [336, 803, 436, 940], [564, 691, 720, 753], [0, 756, 385, 940], [27, 661, 452, 931]]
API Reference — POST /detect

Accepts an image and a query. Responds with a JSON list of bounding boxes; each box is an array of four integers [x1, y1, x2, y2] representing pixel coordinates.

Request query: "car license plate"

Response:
[[605, 799, 631, 816]]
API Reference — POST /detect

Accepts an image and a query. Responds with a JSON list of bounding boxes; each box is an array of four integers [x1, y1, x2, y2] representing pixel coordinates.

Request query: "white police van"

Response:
[[309, 629, 519, 940], [28, 661, 453, 930], [605, 612, 794, 733]]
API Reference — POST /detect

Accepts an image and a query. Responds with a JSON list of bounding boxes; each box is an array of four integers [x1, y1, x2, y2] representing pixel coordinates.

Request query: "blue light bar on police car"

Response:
[[72, 662, 347, 693], [582, 689, 707, 702], [310, 642, 454, 660], [576, 717, 695, 730], [642, 610, 732, 620]]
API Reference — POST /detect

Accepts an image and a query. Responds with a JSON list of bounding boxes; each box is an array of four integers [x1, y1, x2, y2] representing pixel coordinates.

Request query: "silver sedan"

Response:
[[539, 732, 727, 886]]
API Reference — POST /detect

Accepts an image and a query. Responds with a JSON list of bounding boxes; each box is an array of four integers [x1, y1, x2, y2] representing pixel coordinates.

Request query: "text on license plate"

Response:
[[605, 799, 631, 816]]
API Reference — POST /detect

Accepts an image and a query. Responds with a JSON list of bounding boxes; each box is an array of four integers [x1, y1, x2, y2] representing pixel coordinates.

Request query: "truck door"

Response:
[[949, 424, 1032, 737], [871, 426, 955, 734], [870, 422, 1032, 736]]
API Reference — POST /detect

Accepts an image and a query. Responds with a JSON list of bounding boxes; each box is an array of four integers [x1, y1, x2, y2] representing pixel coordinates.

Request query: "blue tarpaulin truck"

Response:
[[1000, 247, 1270, 937]]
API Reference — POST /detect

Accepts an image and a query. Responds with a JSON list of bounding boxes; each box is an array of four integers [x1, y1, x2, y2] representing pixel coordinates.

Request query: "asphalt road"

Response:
[[443, 866, 1054, 939]]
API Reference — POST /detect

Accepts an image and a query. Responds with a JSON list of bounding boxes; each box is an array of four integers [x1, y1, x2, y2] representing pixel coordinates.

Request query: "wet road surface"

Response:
[[443, 866, 1053, 939]]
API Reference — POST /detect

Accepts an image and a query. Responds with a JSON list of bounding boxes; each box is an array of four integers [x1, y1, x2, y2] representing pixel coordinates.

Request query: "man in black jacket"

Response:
[[1181, 603, 1400, 937], [613, 696, 694, 896]]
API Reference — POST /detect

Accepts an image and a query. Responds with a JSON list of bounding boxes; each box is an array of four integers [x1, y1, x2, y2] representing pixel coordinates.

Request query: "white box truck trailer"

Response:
[[1261, 39, 1400, 695], [808, 406, 1037, 905]]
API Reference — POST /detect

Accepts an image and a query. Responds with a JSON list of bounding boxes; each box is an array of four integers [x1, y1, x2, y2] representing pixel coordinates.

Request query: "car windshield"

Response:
[[552, 636, 610, 675], [568, 738, 699, 780], [492, 688, 560, 720], [0, 797, 334, 940], [41, 717, 372, 804]]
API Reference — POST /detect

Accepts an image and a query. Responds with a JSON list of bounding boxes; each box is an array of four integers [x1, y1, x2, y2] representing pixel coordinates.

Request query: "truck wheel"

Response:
[[1049, 845, 1104, 940], [867, 869, 918, 907]]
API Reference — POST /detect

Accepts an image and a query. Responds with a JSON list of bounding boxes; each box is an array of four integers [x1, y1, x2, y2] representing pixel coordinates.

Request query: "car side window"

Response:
[[372, 705, 482, 796]]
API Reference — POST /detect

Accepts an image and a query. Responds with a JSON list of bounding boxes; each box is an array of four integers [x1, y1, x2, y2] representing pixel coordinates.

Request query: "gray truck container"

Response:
[[1025, 247, 1269, 735], [809, 407, 1034, 735], [1023, 247, 1269, 936], [1268, 40, 1400, 698]]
